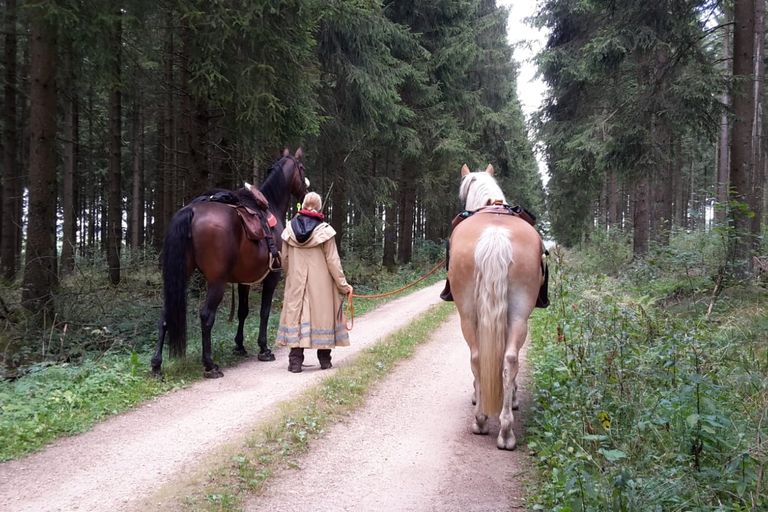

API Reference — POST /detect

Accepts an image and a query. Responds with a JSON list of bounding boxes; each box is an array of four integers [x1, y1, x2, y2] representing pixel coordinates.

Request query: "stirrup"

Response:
[[269, 253, 282, 271]]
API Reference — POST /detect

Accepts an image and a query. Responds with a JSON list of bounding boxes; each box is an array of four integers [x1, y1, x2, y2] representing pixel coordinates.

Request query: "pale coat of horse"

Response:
[[448, 163, 545, 450]]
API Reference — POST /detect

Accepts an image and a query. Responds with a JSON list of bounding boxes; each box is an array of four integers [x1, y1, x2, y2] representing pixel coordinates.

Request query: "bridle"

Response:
[[283, 155, 308, 198]]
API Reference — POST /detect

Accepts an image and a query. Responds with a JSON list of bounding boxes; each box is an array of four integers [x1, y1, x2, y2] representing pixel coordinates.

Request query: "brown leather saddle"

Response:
[[202, 188, 281, 268]]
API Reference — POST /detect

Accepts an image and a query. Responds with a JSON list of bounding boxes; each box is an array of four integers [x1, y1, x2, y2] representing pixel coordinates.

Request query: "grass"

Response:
[[526, 239, 768, 511], [143, 302, 454, 511], [0, 253, 446, 462]]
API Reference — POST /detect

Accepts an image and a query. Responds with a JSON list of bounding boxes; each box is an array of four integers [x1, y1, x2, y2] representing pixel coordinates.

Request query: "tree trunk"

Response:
[[632, 174, 650, 257], [716, 15, 732, 225], [329, 156, 347, 257], [131, 96, 144, 250], [606, 169, 621, 233], [382, 151, 397, 269], [61, 46, 77, 275], [22, 1, 58, 313], [107, 13, 123, 285], [152, 113, 165, 249], [729, 0, 756, 270], [750, 0, 765, 252], [2, 0, 19, 280], [397, 163, 415, 264]]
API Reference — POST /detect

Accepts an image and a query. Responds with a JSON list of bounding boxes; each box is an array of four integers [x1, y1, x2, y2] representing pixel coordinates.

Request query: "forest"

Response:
[[0, 0, 766, 509]]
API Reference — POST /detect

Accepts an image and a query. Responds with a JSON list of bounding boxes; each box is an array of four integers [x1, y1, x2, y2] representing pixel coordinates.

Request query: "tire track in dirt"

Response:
[[245, 314, 533, 512]]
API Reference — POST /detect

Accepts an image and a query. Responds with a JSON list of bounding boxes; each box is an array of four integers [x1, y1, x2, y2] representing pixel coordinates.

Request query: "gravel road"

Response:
[[0, 283, 447, 512]]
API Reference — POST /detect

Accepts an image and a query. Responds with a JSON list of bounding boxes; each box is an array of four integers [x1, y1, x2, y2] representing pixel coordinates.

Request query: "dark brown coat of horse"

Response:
[[152, 149, 308, 378]]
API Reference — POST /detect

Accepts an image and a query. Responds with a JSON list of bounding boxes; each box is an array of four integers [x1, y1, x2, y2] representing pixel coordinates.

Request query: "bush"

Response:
[[527, 232, 768, 511]]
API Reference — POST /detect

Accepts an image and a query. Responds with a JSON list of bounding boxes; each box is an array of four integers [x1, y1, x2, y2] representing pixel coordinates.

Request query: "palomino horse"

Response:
[[152, 149, 308, 378], [448, 163, 544, 449]]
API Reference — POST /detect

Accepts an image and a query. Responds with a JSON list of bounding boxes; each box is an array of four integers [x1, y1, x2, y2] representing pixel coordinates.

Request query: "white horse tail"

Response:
[[474, 226, 513, 416]]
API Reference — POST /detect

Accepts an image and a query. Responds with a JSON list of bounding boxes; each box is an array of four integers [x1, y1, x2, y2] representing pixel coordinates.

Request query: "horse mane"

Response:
[[460, 171, 506, 211], [259, 156, 288, 206]]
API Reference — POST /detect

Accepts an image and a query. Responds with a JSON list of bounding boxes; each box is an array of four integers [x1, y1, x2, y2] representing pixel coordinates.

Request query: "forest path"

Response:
[[0, 283, 445, 512], [244, 314, 533, 512]]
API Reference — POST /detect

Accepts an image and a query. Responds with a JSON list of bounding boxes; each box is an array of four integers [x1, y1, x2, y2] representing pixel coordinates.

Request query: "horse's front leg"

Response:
[[497, 319, 527, 450], [255, 271, 279, 361], [200, 282, 226, 378], [233, 284, 250, 356]]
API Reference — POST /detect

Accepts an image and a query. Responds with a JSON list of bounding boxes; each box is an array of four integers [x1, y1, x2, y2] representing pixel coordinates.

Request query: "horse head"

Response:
[[459, 163, 506, 211], [280, 147, 309, 204]]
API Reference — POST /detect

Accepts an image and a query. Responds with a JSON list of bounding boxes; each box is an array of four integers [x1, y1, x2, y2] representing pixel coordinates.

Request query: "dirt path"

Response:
[[245, 315, 533, 512], [0, 283, 445, 512]]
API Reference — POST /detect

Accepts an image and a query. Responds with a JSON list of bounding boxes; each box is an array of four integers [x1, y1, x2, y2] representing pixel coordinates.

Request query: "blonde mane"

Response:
[[459, 171, 507, 211]]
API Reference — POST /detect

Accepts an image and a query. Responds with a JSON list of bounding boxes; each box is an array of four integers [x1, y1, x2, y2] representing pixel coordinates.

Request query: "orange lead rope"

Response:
[[343, 259, 446, 331]]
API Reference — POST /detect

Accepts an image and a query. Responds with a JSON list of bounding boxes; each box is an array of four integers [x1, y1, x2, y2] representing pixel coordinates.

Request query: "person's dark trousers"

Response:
[[288, 347, 304, 373], [317, 349, 332, 369]]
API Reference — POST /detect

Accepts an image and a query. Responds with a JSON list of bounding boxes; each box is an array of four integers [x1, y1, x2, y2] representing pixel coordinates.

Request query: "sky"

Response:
[[497, 0, 550, 182]]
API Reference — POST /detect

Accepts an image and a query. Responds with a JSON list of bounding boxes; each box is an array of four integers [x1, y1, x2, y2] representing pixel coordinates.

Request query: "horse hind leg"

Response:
[[461, 315, 489, 435], [151, 316, 167, 378], [497, 319, 527, 450], [471, 347, 490, 436], [200, 282, 226, 378], [233, 284, 250, 356]]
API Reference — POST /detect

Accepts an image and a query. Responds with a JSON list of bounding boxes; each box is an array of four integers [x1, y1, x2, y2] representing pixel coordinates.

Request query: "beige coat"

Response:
[[276, 221, 351, 348]]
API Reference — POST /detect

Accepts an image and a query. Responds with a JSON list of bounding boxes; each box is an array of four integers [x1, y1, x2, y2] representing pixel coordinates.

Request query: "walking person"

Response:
[[276, 192, 353, 372]]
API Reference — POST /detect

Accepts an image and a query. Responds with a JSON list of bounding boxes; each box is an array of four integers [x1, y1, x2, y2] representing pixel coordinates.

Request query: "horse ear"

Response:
[[461, 164, 470, 177], [244, 182, 252, 190], [485, 164, 495, 176], [282, 147, 290, 157], [295, 147, 303, 161]]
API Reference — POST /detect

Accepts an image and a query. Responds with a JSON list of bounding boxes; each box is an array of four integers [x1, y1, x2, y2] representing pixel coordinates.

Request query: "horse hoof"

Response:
[[204, 367, 224, 379], [257, 351, 276, 362], [471, 422, 489, 435], [233, 347, 249, 357], [151, 368, 164, 380], [497, 435, 517, 451]]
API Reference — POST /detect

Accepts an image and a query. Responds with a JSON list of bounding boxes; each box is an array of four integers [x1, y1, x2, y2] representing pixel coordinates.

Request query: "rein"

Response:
[[344, 258, 446, 330]]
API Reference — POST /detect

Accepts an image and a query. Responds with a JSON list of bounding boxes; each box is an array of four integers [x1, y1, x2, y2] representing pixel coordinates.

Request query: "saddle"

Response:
[[202, 189, 281, 269], [450, 202, 537, 230], [442, 202, 549, 308]]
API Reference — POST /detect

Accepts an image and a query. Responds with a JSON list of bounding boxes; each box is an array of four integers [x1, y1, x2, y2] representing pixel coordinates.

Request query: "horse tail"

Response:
[[162, 207, 193, 358], [474, 226, 513, 416]]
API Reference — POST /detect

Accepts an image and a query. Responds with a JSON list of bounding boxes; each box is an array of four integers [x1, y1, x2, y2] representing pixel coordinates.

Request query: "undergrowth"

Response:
[[527, 234, 767, 511], [0, 252, 444, 461]]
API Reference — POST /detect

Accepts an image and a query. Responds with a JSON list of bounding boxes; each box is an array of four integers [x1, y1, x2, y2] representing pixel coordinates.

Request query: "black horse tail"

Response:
[[162, 207, 194, 358]]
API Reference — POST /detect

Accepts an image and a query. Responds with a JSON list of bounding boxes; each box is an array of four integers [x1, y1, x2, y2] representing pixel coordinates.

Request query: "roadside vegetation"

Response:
[[0, 253, 444, 461], [527, 231, 767, 511]]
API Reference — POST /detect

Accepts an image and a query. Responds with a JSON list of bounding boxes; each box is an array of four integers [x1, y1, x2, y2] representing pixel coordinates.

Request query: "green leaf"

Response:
[[599, 448, 627, 462], [686, 413, 700, 428]]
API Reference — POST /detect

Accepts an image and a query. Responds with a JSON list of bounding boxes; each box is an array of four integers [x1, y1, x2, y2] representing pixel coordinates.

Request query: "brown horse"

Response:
[[448, 164, 544, 449], [152, 149, 308, 378]]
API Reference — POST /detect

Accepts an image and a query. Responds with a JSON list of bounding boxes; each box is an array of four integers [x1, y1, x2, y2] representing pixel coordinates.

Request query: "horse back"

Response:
[[190, 202, 273, 284], [448, 214, 543, 308]]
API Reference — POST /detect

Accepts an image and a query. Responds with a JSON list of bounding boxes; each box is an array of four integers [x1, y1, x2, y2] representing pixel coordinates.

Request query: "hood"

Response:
[[291, 214, 323, 244]]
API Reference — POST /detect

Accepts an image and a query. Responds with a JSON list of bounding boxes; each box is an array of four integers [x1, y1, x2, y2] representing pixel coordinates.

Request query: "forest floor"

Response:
[[0, 282, 533, 511]]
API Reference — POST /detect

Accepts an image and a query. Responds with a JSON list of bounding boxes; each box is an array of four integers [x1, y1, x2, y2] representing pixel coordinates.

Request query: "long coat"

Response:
[[276, 219, 351, 349]]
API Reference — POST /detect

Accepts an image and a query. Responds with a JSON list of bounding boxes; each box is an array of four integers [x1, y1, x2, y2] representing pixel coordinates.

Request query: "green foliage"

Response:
[[526, 233, 768, 511], [535, 0, 723, 246]]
